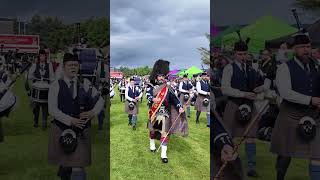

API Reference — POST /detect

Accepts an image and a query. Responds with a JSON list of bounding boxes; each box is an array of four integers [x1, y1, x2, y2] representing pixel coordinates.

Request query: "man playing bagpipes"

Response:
[[125, 77, 142, 130], [220, 31, 264, 178], [48, 53, 104, 180], [195, 72, 210, 126], [147, 59, 188, 163], [270, 32, 320, 180], [179, 74, 194, 118], [28, 49, 55, 130]]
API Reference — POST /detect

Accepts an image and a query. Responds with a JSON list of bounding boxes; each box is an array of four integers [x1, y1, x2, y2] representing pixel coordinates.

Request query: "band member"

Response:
[[147, 59, 188, 163], [0, 62, 15, 143], [179, 74, 193, 118], [257, 48, 279, 141], [28, 49, 55, 129], [221, 35, 261, 177], [271, 34, 320, 180], [97, 56, 109, 130], [118, 78, 126, 102], [195, 72, 210, 126], [48, 53, 104, 180], [212, 112, 244, 180], [125, 78, 142, 130]]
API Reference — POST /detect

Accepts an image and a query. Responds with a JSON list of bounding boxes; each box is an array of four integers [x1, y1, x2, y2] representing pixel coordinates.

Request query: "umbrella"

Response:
[[168, 69, 180, 75]]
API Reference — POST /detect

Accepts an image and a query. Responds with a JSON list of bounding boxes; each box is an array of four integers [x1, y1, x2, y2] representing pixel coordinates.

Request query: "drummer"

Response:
[[28, 49, 55, 129]]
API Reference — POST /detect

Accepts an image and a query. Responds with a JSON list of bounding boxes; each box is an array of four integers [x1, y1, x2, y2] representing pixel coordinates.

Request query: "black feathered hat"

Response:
[[234, 30, 250, 51], [292, 33, 311, 46], [149, 59, 170, 85]]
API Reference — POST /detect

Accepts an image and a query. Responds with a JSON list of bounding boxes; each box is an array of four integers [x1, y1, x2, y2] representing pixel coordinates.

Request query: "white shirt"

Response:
[[221, 62, 247, 98], [48, 76, 104, 126], [179, 81, 192, 93], [275, 57, 312, 105], [28, 62, 55, 82], [196, 80, 209, 95], [125, 85, 142, 102]]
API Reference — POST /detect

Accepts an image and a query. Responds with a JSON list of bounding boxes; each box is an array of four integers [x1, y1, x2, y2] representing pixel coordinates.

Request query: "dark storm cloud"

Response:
[[0, 0, 109, 22], [212, 0, 318, 26], [111, 0, 209, 69]]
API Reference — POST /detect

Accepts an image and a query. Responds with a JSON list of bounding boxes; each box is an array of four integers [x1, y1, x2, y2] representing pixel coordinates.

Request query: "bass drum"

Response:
[[110, 88, 115, 99], [0, 90, 16, 118]]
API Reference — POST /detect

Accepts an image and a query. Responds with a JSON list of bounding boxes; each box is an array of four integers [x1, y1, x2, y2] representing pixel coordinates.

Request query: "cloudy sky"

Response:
[[110, 0, 209, 69], [0, 0, 109, 23], [212, 0, 319, 26]]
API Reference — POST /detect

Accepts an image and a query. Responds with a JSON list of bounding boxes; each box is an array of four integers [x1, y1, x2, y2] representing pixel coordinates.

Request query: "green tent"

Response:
[[212, 25, 242, 47], [185, 66, 203, 78], [221, 16, 297, 53]]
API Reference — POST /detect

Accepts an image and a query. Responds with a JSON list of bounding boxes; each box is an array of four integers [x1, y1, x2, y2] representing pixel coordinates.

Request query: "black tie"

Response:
[[241, 63, 247, 78], [70, 80, 74, 98]]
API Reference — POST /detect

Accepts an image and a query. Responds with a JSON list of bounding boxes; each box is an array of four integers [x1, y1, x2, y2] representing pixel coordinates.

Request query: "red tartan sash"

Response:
[[148, 85, 168, 123]]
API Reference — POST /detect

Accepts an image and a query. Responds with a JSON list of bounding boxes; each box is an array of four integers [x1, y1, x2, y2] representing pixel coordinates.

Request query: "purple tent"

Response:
[[168, 69, 180, 75]]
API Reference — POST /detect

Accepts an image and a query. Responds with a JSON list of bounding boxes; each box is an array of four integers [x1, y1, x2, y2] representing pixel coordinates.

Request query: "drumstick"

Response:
[[214, 100, 269, 180]]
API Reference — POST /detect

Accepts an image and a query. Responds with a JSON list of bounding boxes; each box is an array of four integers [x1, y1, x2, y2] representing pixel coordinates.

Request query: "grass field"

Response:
[[110, 88, 210, 180], [0, 78, 310, 180], [0, 78, 107, 180]]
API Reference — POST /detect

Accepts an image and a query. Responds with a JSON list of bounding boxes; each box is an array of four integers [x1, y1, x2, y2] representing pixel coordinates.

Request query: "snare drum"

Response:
[[31, 81, 50, 103]]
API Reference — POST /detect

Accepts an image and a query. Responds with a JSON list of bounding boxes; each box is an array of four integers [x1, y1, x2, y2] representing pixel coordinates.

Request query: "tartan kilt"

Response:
[[270, 101, 320, 159], [125, 101, 138, 115], [194, 95, 210, 112], [48, 123, 91, 167], [222, 100, 258, 138]]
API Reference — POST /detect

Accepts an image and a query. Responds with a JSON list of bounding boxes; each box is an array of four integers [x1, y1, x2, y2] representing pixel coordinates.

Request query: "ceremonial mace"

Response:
[[213, 100, 269, 180]]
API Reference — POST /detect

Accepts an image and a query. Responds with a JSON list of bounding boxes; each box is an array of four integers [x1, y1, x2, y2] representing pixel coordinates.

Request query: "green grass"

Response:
[[110, 88, 210, 180], [0, 78, 107, 179], [237, 140, 309, 180]]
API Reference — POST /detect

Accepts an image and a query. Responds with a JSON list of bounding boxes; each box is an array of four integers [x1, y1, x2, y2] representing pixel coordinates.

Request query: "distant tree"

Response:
[[198, 33, 210, 65]]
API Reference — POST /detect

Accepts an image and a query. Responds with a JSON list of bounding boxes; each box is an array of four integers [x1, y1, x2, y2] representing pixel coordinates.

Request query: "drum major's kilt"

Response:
[[270, 101, 320, 159], [195, 95, 210, 112], [48, 123, 91, 167], [125, 101, 138, 115], [222, 100, 258, 138]]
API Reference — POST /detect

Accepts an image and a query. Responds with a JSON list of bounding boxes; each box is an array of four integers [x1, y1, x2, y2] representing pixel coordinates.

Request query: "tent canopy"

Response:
[[212, 25, 242, 47], [221, 16, 297, 53], [266, 18, 320, 49]]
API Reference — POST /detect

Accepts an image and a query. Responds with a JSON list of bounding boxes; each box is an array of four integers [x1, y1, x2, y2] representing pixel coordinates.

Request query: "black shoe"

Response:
[[128, 122, 132, 126], [196, 120, 199, 124], [132, 126, 136, 130], [162, 158, 168, 163], [247, 170, 258, 177], [150, 149, 156, 153], [207, 125, 210, 128], [187, 115, 190, 118]]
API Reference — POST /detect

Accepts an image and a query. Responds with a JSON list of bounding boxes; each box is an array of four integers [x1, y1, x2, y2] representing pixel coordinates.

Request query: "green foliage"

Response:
[[26, 14, 109, 53], [116, 66, 152, 77]]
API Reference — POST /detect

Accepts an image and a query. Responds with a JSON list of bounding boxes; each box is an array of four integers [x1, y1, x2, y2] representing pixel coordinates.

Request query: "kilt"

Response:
[[213, 152, 244, 180], [194, 94, 210, 112], [179, 93, 191, 107], [48, 123, 91, 167], [270, 101, 320, 159], [222, 100, 258, 138], [125, 101, 138, 115]]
